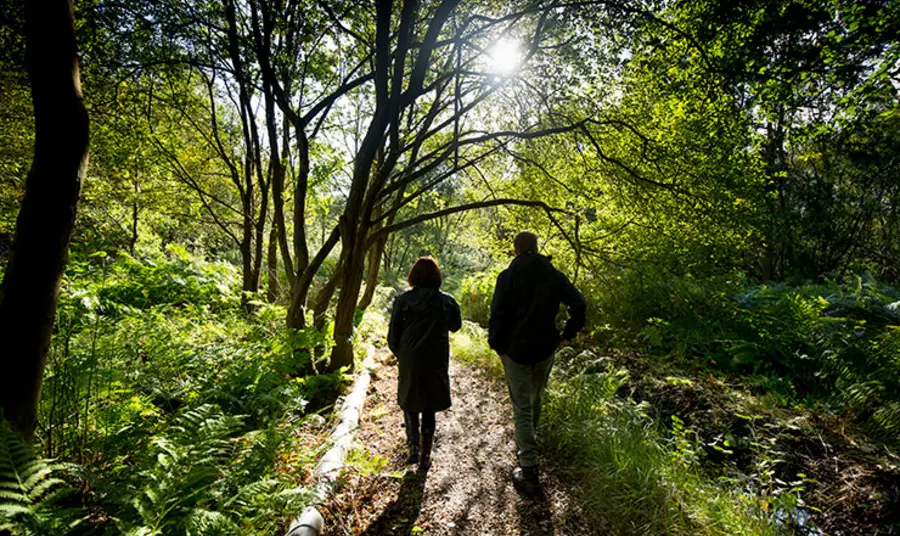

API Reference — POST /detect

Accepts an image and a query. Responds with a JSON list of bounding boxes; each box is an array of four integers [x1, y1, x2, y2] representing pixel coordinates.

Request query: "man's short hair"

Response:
[[514, 231, 538, 255]]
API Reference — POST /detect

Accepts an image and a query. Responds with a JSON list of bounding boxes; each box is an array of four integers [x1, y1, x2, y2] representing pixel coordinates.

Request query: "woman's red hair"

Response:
[[407, 256, 442, 289]]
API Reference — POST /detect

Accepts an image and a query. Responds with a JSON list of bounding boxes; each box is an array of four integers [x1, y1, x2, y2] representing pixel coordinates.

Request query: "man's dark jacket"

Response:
[[489, 253, 586, 364], [388, 286, 462, 412]]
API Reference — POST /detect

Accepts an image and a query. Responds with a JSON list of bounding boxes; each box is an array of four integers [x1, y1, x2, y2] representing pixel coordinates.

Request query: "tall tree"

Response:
[[0, 0, 89, 440], [324, 0, 606, 370]]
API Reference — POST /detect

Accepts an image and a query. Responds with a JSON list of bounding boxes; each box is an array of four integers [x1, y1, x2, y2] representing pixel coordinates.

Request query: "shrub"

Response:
[[458, 268, 502, 326], [29, 253, 340, 535], [114, 404, 311, 536], [602, 272, 900, 432], [450, 321, 501, 377], [0, 416, 87, 536]]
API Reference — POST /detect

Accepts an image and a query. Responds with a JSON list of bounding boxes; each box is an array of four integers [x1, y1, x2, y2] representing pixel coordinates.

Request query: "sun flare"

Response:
[[487, 39, 522, 76]]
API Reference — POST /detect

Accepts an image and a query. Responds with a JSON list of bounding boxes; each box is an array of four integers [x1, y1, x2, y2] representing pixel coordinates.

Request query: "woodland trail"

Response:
[[321, 347, 599, 536]]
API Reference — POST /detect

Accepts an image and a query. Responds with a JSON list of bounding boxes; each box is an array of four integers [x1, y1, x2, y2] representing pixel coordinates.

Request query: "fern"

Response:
[[119, 404, 243, 536], [221, 478, 312, 532], [182, 508, 236, 536], [0, 417, 85, 536], [116, 403, 315, 535]]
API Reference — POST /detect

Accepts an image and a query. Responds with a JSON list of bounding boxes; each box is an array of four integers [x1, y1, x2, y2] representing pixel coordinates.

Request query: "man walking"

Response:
[[489, 231, 586, 495]]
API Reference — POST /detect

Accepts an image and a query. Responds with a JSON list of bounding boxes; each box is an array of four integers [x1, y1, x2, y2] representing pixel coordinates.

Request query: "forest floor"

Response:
[[313, 341, 900, 536], [321, 346, 596, 536], [616, 349, 900, 535]]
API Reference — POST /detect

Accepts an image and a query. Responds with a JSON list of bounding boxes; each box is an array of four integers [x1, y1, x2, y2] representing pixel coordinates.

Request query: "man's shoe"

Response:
[[405, 442, 419, 465], [418, 431, 434, 473], [512, 465, 541, 496]]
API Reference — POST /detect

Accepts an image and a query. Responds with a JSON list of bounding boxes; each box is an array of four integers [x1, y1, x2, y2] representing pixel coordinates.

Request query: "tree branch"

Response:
[[367, 198, 569, 246]]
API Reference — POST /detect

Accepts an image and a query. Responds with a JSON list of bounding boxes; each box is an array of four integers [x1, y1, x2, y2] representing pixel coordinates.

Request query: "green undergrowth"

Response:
[[1, 248, 347, 535], [451, 321, 501, 377], [612, 274, 900, 435], [452, 324, 781, 536], [458, 269, 502, 327], [459, 271, 900, 435], [542, 367, 780, 535]]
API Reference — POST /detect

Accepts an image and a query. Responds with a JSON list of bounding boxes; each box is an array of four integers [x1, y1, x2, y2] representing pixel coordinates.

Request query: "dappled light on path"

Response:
[[323, 349, 595, 536]]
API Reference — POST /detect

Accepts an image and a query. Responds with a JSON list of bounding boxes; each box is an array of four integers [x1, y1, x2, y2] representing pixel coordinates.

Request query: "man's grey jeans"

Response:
[[501, 354, 554, 468]]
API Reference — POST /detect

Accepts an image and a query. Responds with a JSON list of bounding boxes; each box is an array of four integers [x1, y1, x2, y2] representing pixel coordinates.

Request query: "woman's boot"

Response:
[[418, 431, 434, 473], [404, 412, 419, 464], [406, 441, 419, 464]]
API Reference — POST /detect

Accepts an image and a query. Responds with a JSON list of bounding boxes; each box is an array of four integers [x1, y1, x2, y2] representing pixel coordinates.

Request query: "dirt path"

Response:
[[322, 348, 596, 536]]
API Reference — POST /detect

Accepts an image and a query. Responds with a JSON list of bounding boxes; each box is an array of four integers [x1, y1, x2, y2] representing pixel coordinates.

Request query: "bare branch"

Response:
[[368, 198, 569, 246]]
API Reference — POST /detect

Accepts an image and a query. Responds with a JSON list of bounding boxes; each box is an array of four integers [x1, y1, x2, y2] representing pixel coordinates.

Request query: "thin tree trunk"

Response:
[[225, 0, 262, 295], [253, 7, 295, 289], [357, 238, 385, 311], [283, 129, 313, 325], [313, 259, 343, 330], [294, 130, 310, 275], [130, 176, 139, 256], [267, 227, 280, 302], [0, 0, 89, 441], [760, 114, 786, 283], [241, 192, 256, 293], [358, 198, 386, 311], [287, 226, 341, 329], [360, 183, 408, 310], [252, 176, 268, 294], [272, 122, 294, 286]]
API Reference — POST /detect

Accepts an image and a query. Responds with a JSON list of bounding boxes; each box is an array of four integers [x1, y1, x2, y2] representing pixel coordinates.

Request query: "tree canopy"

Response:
[[1, 0, 899, 534]]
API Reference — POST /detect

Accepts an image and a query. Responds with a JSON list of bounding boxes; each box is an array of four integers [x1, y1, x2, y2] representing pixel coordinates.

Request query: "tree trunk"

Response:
[[256, 18, 294, 288], [267, 227, 280, 303], [327, 0, 394, 371], [272, 123, 294, 286], [241, 192, 256, 293], [252, 180, 268, 295], [313, 259, 343, 330], [283, 130, 314, 328], [130, 177, 139, 256], [287, 276, 311, 329], [357, 236, 386, 311], [328, 235, 366, 372], [293, 130, 310, 275], [760, 114, 786, 283], [287, 226, 341, 330], [0, 0, 89, 441], [225, 0, 262, 296], [359, 184, 406, 310]]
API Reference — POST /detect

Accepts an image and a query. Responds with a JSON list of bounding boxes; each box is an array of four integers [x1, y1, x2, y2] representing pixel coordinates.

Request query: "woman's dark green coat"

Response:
[[387, 286, 462, 413]]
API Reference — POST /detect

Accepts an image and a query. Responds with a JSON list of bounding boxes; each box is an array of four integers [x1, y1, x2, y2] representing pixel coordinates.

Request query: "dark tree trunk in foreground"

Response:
[[0, 0, 89, 441]]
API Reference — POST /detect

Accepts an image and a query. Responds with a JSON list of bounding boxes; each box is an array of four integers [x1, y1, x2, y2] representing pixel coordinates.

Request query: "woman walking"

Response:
[[387, 256, 462, 472]]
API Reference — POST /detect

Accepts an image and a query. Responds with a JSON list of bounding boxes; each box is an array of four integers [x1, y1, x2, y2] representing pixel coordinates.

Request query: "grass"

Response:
[[450, 320, 502, 377], [542, 371, 778, 535], [452, 322, 781, 536]]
